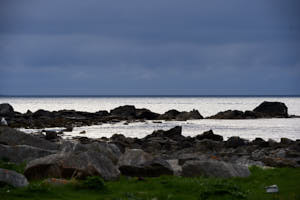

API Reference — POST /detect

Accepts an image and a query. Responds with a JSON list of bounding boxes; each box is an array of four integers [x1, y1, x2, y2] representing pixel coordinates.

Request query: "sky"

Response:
[[0, 0, 299, 96]]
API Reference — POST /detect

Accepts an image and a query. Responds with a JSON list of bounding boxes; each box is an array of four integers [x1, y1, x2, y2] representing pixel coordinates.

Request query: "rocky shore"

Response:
[[0, 101, 292, 129], [0, 101, 299, 187]]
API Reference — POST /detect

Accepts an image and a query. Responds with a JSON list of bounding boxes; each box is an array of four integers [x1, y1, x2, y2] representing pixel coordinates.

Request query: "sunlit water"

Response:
[[1, 97, 300, 141]]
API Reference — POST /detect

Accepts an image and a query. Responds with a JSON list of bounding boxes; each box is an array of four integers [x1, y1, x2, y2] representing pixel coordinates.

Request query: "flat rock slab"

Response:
[[182, 160, 251, 178]]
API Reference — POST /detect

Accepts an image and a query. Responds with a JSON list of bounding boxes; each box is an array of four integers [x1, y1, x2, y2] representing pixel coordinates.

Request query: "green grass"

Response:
[[0, 159, 26, 174], [1, 167, 300, 200]]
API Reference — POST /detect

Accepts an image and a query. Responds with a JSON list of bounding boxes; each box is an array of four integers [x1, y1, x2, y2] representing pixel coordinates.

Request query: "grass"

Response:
[[0, 166, 300, 200]]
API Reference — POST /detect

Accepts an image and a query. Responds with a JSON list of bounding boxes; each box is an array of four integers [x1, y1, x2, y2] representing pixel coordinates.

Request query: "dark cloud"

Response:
[[0, 0, 300, 95]]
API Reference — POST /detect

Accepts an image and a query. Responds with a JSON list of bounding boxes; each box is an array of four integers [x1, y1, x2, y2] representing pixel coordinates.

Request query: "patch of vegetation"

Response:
[[0, 167, 300, 200], [0, 159, 26, 174], [78, 176, 105, 190]]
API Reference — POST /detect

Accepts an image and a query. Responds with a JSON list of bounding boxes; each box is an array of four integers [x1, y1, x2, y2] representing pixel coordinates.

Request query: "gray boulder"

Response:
[[182, 160, 251, 178], [0, 127, 59, 150], [118, 149, 173, 177], [24, 151, 120, 181], [0, 144, 57, 163], [0, 103, 14, 117], [0, 168, 29, 187]]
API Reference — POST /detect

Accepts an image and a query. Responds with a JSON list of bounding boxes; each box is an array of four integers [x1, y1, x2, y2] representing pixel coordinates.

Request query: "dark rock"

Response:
[[32, 109, 54, 118], [63, 126, 73, 132], [118, 149, 173, 177], [145, 126, 183, 141], [208, 110, 246, 119], [110, 105, 136, 119], [251, 138, 269, 147], [24, 151, 120, 181], [195, 130, 223, 141], [226, 136, 247, 148], [0, 127, 59, 150], [0, 168, 29, 187], [195, 139, 224, 152], [0, 103, 14, 117], [44, 130, 59, 140], [136, 109, 160, 120], [280, 138, 294, 145], [253, 101, 288, 118], [158, 109, 180, 120], [181, 160, 251, 178], [176, 110, 203, 121], [0, 144, 57, 163]]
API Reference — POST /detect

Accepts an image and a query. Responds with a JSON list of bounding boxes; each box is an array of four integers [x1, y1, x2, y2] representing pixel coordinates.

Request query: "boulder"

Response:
[[32, 109, 54, 118], [24, 151, 120, 181], [0, 127, 59, 150], [0, 144, 57, 163], [0, 168, 29, 187], [158, 109, 203, 120], [176, 110, 203, 121], [251, 138, 269, 148], [145, 126, 184, 141], [182, 160, 251, 178], [208, 110, 246, 119], [118, 149, 173, 177], [253, 101, 288, 118], [136, 109, 160, 120], [158, 110, 180, 120], [195, 130, 223, 141], [110, 105, 136, 119], [226, 136, 247, 148], [0, 103, 14, 117]]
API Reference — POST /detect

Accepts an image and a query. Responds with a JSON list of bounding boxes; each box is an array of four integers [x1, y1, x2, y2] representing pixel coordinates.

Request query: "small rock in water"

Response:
[[80, 130, 86, 134], [265, 185, 279, 193]]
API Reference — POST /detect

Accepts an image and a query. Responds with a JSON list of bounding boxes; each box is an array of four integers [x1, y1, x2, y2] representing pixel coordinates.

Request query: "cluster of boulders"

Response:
[[208, 101, 289, 119], [0, 101, 292, 129], [0, 125, 299, 187]]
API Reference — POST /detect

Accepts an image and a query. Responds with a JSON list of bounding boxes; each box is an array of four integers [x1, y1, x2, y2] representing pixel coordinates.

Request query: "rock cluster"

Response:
[[1, 124, 299, 187], [0, 101, 291, 129]]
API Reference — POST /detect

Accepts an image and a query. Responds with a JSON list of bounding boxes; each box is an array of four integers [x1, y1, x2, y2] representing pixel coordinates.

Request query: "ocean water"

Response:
[[1, 96, 300, 141]]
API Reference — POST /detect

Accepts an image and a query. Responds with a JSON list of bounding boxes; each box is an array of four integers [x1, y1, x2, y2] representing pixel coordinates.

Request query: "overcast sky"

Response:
[[0, 0, 299, 95]]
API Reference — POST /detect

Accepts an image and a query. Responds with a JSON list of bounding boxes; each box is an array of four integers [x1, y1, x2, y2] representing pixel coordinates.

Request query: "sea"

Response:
[[1, 96, 300, 141]]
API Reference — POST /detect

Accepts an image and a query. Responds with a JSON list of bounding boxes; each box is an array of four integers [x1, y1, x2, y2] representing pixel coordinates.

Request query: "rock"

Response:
[[280, 138, 294, 145], [145, 126, 184, 141], [158, 110, 180, 120], [44, 130, 59, 140], [208, 110, 247, 119], [79, 130, 86, 134], [118, 149, 173, 177], [251, 138, 269, 147], [226, 136, 247, 148], [262, 156, 297, 167], [32, 109, 54, 118], [195, 130, 223, 141], [110, 105, 136, 119], [166, 159, 182, 176], [62, 126, 73, 132], [136, 109, 160, 120], [253, 101, 288, 118], [176, 110, 203, 121], [182, 160, 251, 178], [195, 139, 224, 152], [0, 168, 29, 187], [158, 109, 203, 120], [265, 185, 279, 193], [0, 103, 14, 117], [0, 127, 59, 150], [24, 151, 120, 181], [0, 144, 57, 163]]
